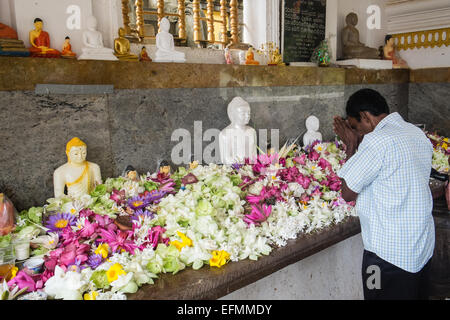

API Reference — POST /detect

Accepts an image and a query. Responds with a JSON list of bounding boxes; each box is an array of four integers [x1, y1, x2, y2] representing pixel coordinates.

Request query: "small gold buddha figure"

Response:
[[269, 48, 285, 66], [61, 36, 77, 59], [245, 47, 259, 65], [114, 27, 139, 61], [53, 137, 102, 199], [383, 35, 408, 69], [139, 46, 152, 62], [29, 18, 61, 58]]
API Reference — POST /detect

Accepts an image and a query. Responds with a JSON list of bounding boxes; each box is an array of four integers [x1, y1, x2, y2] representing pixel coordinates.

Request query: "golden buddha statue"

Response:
[[245, 47, 259, 65], [270, 48, 285, 66], [139, 46, 152, 62], [53, 137, 102, 199], [114, 27, 139, 61], [61, 36, 77, 59], [29, 18, 61, 58]]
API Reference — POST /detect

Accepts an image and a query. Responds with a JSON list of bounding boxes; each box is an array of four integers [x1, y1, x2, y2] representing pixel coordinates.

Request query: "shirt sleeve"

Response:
[[337, 137, 383, 194]]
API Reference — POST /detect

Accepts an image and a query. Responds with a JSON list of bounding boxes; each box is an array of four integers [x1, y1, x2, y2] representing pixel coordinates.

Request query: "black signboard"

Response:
[[282, 0, 326, 63]]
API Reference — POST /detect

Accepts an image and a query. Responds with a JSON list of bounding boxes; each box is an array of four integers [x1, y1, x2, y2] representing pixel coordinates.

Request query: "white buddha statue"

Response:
[[78, 15, 118, 61], [154, 17, 186, 63], [53, 137, 102, 199], [303, 115, 323, 147], [219, 97, 257, 165]]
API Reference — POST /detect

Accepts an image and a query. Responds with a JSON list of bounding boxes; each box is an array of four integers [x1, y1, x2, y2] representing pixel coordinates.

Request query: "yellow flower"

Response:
[[441, 142, 448, 150], [95, 243, 110, 259], [84, 291, 98, 300], [106, 263, 126, 283], [9, 266, 18, 280], [209, 250, 230, 268], [169, 231, 193, 251], [189, 161, 199, 170], [443, 138, 449, 142]]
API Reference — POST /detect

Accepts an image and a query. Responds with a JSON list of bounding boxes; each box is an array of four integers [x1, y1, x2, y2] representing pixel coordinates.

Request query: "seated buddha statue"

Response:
[[341, 13, 380, 60], [28, 18, 61, 58], [154, 17, 186, 63], [139, 46, 152, 62], [383, 35, 408, 69], [219, 97, 257, 165], [61, 36, 77, 58], [114, 27, 139, 61], [53, 137, 102, 199], [78, 15, 118, 61], [245, 47, 259, 65]]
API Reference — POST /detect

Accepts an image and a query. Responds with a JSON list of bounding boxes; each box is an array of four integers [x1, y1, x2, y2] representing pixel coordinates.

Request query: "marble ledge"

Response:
[[0, 56, 448, 91]]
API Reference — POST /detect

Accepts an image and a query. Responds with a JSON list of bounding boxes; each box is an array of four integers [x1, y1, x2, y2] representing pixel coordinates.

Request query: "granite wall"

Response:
[[0, 83, 409, 211], [408, 82, 450, 137]]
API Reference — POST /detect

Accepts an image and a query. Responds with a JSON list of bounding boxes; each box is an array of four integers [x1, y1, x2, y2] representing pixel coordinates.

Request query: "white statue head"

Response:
[[160, 17, 170, 33], [86, 15, 98, 30], [227, 97, 251, 126], [305, 115, 320, 132], [66, 137, 87, 165]]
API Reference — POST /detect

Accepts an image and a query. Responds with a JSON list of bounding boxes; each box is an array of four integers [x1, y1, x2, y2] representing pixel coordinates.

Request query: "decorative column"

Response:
[[122, 0, 131, 34], [230, 0, 239, 44], [207, 0, 215, 43], [157, 0, 164, 32], [193, 0, 201, 43], [220, 0, 228, 44], [177, 0, 186, 40], [135, 0, 144, 38]]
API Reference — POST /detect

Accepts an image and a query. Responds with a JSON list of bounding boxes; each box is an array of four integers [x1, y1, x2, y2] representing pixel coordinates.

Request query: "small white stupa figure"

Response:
[[78, 15, 118, 61], [303, 115, 322, 147], [154, 17, 186, 63], [219, 97, 257, 165]]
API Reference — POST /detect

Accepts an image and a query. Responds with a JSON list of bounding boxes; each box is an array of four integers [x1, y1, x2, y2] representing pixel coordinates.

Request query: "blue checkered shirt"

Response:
[[338, 112, 435, 273]]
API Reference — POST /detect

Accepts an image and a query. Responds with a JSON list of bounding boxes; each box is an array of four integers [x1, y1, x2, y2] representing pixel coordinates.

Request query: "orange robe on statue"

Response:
[[29, 31, 61, 58]]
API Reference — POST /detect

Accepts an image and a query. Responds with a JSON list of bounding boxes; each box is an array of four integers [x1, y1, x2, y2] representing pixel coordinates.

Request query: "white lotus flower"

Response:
[[44, 266, 86, 300]]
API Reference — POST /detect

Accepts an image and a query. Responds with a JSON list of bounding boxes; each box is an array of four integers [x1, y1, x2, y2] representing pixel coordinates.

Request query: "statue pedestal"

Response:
[[335, 59, 392, 70]]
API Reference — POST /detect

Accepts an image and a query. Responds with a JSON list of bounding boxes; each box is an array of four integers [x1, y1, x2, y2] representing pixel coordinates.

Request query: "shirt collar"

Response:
[[373, 112, 401, 133]]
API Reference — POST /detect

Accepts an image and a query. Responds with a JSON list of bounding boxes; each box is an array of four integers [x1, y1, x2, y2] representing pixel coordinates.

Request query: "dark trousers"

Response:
[[361, 250, 432, 300]]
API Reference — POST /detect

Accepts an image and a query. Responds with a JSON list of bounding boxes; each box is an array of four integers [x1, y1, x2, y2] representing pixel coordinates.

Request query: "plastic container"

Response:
[[0, 244, 16, 281], [12, 238, 30, 261], [23, 257, 44, 275]]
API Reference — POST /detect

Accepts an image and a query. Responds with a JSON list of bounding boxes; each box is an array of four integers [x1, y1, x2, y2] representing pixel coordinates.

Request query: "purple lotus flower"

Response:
[[127, 195, 149, 211], [45, 212, 77, 233], [231, 163, 243, 171], [132, 209, 154, 221], [243, 204, 272, 226], [143, 190, 167, 204], [87, 254, 103, 269]]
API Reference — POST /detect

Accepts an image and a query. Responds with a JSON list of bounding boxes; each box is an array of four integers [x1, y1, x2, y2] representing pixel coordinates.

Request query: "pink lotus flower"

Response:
[[318, 158, 332, 171], [59, 242, 90, 266], [98, 228, 137, 254], [79, 209, 95, 218], [278, 167, 300, 182], [293, 154, 306, 165], [110, 189, 126, 205], [308, 150, 320, 161], [77, 220, 98, 238], [94, 214, 117, 232], [296, 174, 311, 189], [148, 226, 169, 249], [7, 270, 36, 292], [329, 180, 341, 191], [244, 204, 272, 226]]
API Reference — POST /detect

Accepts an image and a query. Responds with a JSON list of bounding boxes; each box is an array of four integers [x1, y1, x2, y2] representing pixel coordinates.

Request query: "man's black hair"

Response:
[[346, 88, 389, 122], [65, 36, 70, 40], [34, 18, 43, 23]]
